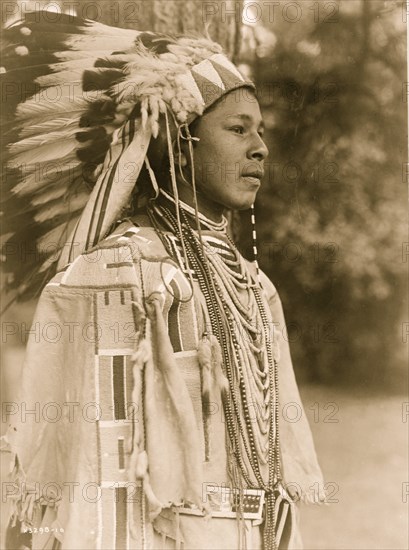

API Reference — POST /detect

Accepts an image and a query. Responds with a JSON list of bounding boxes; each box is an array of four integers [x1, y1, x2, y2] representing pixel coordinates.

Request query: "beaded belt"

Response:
[[174, 487, 265, 521], [173, 484, 294, 540]]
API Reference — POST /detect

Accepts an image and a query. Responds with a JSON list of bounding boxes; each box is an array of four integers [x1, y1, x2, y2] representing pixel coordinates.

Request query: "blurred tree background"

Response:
[[238, 0, 407, 390]]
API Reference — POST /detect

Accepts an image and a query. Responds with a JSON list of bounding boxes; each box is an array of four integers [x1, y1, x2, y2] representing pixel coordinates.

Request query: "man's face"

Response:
[[189, 88, 268, 212]]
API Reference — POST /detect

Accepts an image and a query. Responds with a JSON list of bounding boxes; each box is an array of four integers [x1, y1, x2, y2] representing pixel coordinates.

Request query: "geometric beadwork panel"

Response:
[[98, 355, 133, 422]]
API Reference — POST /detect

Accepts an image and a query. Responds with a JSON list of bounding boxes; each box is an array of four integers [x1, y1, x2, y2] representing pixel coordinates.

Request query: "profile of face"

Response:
[[177, 88, 269, 220]]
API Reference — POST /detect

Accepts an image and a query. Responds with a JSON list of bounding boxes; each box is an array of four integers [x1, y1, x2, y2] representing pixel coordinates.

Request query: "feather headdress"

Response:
[[1, 11, 255, 304]]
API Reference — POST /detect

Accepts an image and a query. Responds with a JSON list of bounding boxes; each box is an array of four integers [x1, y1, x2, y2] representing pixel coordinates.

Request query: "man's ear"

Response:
[[172, 139, 188, 168]]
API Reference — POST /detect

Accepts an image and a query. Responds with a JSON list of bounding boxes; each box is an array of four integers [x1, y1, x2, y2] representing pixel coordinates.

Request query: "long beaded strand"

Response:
[[161, 207, 257, 485], [251, 204, 261, 285], [149, 203, 282, 550], [178, 209, 274, 487]]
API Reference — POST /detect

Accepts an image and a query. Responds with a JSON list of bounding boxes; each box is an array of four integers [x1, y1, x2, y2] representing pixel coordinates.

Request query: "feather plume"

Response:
[[94, 55, 137, 69], [36, 222, 72, 251], [34, 191, 88, 223], [54, 49, 113, 62], [65, 35, 138, 53], [9, 127, 81, 153], [31, 183, 75, 206], [50, 57, 111, 72], [82, 68, 124, 92], [37, 252, 63, 275], [80, 20, 140, 39], [16, 94, 92, 119], [8, 139, 79, 167], [35, 71, 84, 87], [19, 117, 80, 138], [12, 157, 81, 195], [37, 217, 80, 274]]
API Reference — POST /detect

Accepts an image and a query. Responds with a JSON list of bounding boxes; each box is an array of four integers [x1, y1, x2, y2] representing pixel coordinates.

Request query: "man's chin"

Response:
[[207, 191, 258, 213], [231, 195, 258, 211]]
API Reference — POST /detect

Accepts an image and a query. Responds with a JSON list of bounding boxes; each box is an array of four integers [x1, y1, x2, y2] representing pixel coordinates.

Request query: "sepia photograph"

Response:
[[0, 1, 408, 549]]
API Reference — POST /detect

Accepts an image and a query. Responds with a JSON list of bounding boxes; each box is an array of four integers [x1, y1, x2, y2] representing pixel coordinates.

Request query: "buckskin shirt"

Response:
[[4, 218, 324, 550]]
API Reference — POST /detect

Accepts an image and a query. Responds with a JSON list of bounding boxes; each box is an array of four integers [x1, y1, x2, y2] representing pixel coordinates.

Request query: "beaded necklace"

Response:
[[158, 188, 229, 232], [147, 199, 282, 550]]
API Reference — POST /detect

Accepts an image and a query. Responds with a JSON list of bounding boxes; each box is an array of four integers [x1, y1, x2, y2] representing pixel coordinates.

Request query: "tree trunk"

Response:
[[76, 0, 243, 60]]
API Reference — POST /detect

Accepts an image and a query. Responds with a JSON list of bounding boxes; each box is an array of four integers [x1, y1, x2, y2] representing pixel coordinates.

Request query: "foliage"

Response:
[[239, 0, 407, 387]]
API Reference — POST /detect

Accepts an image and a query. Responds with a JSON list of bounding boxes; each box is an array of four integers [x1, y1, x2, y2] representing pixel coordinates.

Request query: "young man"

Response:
[[2, 13, 324, 550]]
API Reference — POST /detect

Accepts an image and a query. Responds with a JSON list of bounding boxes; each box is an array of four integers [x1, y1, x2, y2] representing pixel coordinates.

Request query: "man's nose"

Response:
[[248, 134, 269, 161]]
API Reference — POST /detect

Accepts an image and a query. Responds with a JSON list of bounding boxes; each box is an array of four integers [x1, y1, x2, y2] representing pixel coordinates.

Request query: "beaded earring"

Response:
[[251, 204, 261, 285]]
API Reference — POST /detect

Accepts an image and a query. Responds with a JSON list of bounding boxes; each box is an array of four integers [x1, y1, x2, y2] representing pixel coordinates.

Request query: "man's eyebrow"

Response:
[[226, 113, 264, 128]]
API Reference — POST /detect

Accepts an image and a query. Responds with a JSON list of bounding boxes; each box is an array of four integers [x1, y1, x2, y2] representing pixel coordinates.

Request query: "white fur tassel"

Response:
[[135, 450, 148, 479], [209, 334, 229, 395], [197, 335, 212, 409], [197, 333, 229, 401], [128, 336, 163, 536]]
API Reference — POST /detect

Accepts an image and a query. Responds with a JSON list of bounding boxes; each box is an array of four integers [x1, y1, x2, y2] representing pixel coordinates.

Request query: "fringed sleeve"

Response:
[[2, 283, 99, 549]]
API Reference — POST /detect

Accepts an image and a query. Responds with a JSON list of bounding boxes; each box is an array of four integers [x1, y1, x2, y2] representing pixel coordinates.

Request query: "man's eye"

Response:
[[230, 126, 245, 134]]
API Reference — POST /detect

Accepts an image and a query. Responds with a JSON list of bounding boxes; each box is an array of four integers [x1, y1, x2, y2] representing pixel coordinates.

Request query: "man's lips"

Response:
[[242, 170, 264, 187], [241, 170, 264, 180]]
